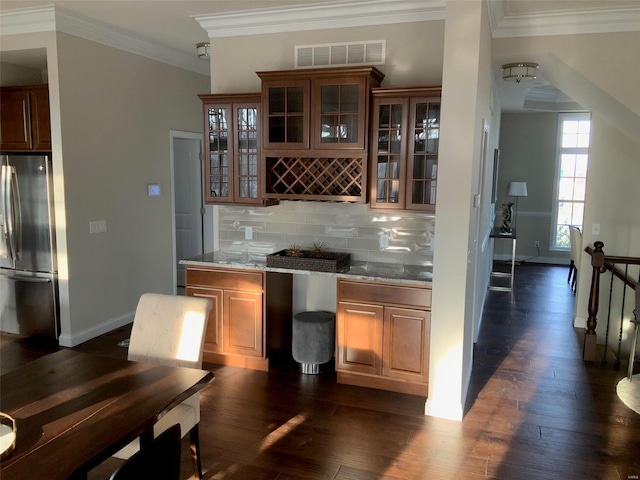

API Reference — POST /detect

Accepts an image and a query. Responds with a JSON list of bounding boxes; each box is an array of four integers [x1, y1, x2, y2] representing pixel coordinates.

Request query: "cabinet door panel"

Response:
[[312, 76, 366, 150], [406, 97, 440, 211], [262, 80, 309, 150], [0, 88, 32, 151], [383, 307, 430, 382], [234, 102, 261, 204], [187, 286, 223, 354], [224, 290, 264, 357], [30, 86, 51, 151], [204, 103, 233, 202], [337, 301, 383, 375], [369, 97, 407, 209]]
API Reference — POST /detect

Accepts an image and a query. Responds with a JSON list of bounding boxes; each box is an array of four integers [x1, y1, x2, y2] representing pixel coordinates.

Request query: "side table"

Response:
[[489, 227, 516, 292]]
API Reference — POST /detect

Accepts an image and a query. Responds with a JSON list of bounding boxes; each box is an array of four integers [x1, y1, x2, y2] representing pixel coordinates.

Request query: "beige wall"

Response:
[[496, 112, 568, 264], [0, 59, 46, 85], [209, 21, 445, 93], [1, 32, 210, 345], [53, 33, 209, 344]]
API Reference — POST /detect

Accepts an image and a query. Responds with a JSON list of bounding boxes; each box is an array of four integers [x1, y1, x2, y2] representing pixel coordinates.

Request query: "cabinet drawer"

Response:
[[338, 279, 431, 309], [186, 267, 263, 291]]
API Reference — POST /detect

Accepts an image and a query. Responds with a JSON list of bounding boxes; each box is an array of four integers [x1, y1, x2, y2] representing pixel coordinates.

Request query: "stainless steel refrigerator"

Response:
[[1, 153, 59, 339]]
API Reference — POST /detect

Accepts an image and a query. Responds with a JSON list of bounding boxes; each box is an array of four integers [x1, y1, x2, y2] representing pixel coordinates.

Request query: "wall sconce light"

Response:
[[502, 62, 538, 83], [197, 42, 210, 60]]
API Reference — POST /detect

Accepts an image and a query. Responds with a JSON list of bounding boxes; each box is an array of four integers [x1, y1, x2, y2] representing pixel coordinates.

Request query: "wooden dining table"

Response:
[[0, 349, 214, 480]]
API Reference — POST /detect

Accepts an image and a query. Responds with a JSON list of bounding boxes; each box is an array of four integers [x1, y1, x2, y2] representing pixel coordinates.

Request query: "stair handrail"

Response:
[[583, 241, 640, 362]]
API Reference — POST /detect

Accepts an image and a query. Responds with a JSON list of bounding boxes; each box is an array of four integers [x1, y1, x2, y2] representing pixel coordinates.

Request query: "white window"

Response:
[[551, 113, 591, 249]]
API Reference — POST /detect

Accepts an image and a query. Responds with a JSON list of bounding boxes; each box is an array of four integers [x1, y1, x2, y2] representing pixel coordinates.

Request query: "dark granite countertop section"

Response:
[[180, 252, 432, 286]]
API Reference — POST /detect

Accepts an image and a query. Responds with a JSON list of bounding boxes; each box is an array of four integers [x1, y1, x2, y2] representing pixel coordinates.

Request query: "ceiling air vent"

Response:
[[295, 40, 386, 68]]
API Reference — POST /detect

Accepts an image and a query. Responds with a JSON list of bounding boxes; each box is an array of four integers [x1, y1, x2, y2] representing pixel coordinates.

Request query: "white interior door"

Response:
[[173, 137, 203, 287]]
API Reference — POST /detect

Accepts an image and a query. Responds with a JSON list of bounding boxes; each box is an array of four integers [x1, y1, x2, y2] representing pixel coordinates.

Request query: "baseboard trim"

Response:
[[574, 316, 587, 329], [58, 311, 134, 347], [424, 356, 472, 421], [493, 254, 568, 265]]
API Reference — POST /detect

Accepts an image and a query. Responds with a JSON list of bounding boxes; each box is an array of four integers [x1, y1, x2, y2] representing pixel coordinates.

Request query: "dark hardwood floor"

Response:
[[2, 264, 639, 479]]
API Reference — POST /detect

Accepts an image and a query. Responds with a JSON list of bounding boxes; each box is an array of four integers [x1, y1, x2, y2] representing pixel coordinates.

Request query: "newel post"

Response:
[[584, 241, 606, 361]]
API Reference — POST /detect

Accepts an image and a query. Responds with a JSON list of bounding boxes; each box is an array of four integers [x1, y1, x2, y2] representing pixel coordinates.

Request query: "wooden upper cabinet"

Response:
[[0, 85, 51, 152], [199, 93, 264, 205], [257, 66, 384, 153], [370, 86, 441, 212]]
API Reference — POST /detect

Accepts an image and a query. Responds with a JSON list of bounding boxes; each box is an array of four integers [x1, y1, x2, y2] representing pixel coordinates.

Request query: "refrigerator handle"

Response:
[[1, 165, 11, 259], [3, 165, 22, 262]]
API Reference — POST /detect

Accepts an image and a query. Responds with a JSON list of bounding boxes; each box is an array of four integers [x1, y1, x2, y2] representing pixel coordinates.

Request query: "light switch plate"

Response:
[[245, 226, 253, 240], [89, 220, 107, 234], [148, 184, 161, 196], [592, 223, 600, 235]]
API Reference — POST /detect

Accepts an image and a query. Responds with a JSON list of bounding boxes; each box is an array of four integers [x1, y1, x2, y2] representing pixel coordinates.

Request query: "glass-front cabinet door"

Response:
[[312, 76, 366, 150], [206, 103, 231, 202], [234, 103, 260, 202], [201, 94, 262, 205], [262, 79, 309, 150], [406, 97, 440, 211], [369, 87, 441, 211], [370, 97, 408, 209]]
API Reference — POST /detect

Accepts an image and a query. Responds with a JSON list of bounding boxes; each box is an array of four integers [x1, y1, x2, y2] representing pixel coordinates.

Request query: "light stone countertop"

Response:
[[180, 251, 432, 286]]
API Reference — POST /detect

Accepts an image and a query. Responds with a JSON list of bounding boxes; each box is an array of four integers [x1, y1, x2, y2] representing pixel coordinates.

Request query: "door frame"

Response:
[[169, 130, 214, 294]]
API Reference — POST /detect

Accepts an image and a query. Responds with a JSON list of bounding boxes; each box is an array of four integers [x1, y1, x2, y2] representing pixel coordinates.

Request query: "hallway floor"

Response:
[[1, 264, 638, 479]]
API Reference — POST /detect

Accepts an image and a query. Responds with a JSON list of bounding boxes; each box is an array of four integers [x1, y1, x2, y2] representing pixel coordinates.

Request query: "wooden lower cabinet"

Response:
[[185, 265, 292, 371], [336, 279, 431, 396]]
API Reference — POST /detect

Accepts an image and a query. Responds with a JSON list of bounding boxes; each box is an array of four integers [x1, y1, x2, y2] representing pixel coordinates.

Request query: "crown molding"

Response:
[[194, 0, 446, 39], [0, 4, 209, 76], [488, 0, 640, 38]]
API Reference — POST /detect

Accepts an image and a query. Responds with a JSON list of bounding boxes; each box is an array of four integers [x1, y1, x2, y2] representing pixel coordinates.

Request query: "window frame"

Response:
[[549, 112, 591, 251]]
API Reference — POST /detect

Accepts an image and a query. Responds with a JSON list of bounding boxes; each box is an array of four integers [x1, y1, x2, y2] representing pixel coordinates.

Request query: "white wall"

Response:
[[427, 0, 494, 421], [575, 113, 640, 350]]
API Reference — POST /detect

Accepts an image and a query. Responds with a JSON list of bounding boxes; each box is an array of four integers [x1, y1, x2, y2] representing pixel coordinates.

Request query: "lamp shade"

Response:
[[508, 181, 528, 197]]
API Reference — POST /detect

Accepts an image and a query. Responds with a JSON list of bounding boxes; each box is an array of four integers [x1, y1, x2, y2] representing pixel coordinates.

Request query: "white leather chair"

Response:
[[569, 226, 582, 293], [114, 293, 212, 479]]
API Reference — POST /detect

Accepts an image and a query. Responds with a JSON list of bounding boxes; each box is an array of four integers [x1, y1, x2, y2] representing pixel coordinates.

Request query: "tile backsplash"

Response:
[[218, 201, 435, 266]]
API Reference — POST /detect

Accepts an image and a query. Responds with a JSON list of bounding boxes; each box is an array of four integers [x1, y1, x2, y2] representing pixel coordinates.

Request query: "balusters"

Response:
[[585, 241, 606, 360]]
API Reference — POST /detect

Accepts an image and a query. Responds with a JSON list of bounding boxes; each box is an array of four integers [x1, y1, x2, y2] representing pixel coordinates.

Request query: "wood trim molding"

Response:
[[0, 5, 209, 76], [488, 0, 640, 38], [194, 0, 446, 38]]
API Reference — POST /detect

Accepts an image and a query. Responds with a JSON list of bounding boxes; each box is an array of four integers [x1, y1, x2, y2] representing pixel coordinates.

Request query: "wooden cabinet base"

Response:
[[203, 351, 269, 372], [337, 371, 428, 397]]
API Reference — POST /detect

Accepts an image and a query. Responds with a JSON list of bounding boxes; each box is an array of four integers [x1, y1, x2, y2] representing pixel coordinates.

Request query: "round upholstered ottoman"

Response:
[[292, 311, 335, 374]]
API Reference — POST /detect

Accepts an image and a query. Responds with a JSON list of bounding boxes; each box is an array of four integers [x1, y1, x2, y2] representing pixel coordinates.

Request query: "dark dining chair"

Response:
[[109, 423, 181, 480]]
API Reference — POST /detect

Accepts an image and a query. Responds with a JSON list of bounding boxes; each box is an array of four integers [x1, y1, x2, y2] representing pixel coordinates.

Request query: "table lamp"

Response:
[[508, 181, 528, 229]]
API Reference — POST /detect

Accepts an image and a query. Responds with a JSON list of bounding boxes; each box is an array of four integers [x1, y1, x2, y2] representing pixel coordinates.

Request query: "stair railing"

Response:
[[583, 241, 640, 364]]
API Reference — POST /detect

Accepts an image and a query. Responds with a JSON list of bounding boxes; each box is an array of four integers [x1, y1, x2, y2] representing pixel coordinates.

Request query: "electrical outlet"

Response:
[[245, 226, 253, 240], [534, 240, 540, 248]]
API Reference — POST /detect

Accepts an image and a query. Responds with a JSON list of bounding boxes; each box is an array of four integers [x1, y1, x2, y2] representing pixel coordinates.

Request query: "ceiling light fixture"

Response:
[[197, 42, 210, 60], [502, 62, 538, 83]]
